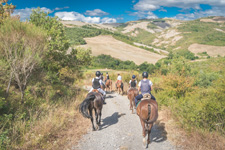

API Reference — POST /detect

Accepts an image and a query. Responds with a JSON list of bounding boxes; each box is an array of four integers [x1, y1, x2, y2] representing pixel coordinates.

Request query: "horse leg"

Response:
[[94, 108, 99, 130], [139, 118, 147, 147], [147, 124, 153, 146], [97, 109, 102, 126], [89, 108, 95, 131]]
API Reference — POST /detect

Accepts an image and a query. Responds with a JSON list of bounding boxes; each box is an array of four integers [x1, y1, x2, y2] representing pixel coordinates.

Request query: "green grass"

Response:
[[131, 28, 156, 45], [172, 20, 225, 50]]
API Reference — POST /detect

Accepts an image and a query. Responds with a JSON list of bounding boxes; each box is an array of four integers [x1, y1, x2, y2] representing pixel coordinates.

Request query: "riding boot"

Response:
[[103, 95, 106, 104]]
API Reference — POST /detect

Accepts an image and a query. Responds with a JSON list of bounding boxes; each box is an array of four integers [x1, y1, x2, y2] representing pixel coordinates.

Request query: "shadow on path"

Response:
[[150, 120, 168, 143], [100, 112, 126, 130], [106, 95, 115, 99]]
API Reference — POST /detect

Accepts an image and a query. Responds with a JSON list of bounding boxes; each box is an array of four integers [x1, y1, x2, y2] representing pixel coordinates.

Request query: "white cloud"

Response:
[[54, 6, 69, 11], [130, 11, 158, 19], [101, 17, 117, 23], [146, 12, 158, 19], [55, 11, 117, 24], [12, 7, 52, 21], [174, 7, 225, 20], [134, 0, 225, 11], [85, 9, 109, 16], [133, 0, 225, 20]]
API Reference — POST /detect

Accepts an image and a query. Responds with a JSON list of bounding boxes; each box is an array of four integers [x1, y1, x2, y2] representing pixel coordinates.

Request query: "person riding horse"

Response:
[[129, 75, 137, 88], [89, 71, 106, 104], [116, 73, 123, 91], [105, 72, 110, 83], [135, 72, 156, 106]]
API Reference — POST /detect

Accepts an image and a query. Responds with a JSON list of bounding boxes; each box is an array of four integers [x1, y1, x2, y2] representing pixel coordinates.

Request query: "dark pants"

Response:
[[135, 93, 156, 106]]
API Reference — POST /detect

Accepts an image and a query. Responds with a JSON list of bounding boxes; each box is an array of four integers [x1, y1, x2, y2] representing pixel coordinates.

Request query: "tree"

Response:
[[0, 0, 16, 24], [29, 8, 72, 74], [0, 19, 47, 100]]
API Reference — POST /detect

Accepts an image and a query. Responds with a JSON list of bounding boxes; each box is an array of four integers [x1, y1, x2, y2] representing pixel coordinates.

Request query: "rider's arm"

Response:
[[149, 80, 153, 91]]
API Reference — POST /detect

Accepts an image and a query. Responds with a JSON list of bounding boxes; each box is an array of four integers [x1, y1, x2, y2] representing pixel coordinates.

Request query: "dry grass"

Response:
[[158, 107, 225, 150], [188, 43, 225, 57], [11, 89, 90, 150], [78, 35, 165, 65]]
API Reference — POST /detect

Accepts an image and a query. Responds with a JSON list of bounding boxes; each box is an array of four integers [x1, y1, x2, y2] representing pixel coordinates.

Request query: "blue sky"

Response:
[[10, 0, 225, 23]]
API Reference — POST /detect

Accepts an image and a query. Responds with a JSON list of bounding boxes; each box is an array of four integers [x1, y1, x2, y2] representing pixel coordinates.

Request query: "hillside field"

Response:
[[78, 35, 166, 65]]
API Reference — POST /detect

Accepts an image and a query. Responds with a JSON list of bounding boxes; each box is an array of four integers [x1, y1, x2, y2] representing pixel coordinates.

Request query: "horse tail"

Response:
[[79, 95, 96, 119], [144, 103, 158, 124]]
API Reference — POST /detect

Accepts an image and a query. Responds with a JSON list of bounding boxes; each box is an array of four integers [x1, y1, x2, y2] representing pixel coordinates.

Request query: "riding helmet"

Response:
[[132, 75, 136, 79], [106, 72, 108, 74], [95, 71, 101, 77], [101, 73, 103, 75], [142, 72, 148, 78]]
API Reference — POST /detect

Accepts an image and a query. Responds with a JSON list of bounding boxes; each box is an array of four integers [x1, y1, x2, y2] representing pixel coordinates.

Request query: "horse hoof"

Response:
[[92, 128, 96, 131], [143, 138, 146, 146]]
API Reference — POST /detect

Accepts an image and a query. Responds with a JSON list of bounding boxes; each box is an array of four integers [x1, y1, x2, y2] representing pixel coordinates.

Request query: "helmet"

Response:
[[142, 72, 148, 78], [95, 71, 101, 77], [101, 73, 103, 75], [132, 75, 136, 79], [106, 72, 108, 74]]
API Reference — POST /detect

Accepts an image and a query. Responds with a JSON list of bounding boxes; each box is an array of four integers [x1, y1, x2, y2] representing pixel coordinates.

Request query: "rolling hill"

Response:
[[63, 16, 225, 61]]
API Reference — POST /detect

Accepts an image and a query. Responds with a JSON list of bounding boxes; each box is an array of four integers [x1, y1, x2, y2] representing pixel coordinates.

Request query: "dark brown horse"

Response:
[[116, 81, 123, 95], [136, 94, 158, 148], [127, 88, 139, 113], [105, 79, 112, 92], [79, 90, 103, 131]]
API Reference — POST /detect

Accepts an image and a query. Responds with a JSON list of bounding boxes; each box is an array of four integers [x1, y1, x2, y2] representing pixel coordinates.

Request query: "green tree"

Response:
[[0, 0, 16, 24], [29, 8, 72, 74]]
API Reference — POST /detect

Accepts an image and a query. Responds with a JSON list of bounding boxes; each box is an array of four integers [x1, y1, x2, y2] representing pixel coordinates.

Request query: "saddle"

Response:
[[141, 93, 151, 100], [92, 89, 99, 93]]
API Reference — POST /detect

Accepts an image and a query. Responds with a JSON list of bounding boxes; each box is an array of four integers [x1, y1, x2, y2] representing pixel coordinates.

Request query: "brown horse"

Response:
[[116, 81, 123, 95], [136, 94, 158, 148], [127, 88, 139, 113], [105, 79, 112, 92], [79, 90, 103, 131]]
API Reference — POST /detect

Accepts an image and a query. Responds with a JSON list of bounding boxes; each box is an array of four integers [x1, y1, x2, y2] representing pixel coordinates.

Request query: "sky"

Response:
[[10, 0, 225, 23]]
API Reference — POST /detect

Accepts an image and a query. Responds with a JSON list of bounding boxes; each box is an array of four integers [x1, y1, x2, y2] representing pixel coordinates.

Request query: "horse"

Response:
[[105, 79, 112, 92], [136, 94, 158, 148], [79, 90, 103, 131], [116, 81, 123, 95], [127, 88, 139, 113]]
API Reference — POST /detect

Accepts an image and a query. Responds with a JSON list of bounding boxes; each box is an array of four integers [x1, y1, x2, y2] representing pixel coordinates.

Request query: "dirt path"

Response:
[[72, 92, 176, 150]]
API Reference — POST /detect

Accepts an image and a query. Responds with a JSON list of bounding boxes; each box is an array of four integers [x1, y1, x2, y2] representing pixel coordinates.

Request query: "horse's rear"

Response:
[[137, 99, 158, 148], [127, 88, 139, 113], [116, 81, 123, 94], [79, 92, 103, 131], [105, 79, 112, 92]]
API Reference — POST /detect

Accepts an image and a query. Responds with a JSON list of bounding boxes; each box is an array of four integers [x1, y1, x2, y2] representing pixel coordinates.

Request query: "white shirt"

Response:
[[117, 75, 122, 80], [92, 77, 104, 85], [138, 79, 153, 87]]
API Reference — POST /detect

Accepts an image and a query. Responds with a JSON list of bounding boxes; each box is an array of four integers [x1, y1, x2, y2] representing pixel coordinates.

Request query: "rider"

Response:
[[129, 75, 137, 88], [89, 71, 106, 103], [105, 72, 110, 82], [116, 73, 123, 90], [135, 72, 156, 106]]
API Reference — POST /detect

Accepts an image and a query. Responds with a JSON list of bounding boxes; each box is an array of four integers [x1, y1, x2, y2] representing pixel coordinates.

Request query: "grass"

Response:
[[130, 28, 156, 45], [8, 88, 88, 150], [170, 20, 225, 50]]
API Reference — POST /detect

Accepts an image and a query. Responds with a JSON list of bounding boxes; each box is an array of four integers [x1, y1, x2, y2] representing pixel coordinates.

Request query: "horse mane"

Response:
[[79, 95, 96, 119]]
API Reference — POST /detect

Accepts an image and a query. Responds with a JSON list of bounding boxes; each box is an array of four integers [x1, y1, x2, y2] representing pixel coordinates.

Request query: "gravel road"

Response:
[[72, 92, 176, 150]]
